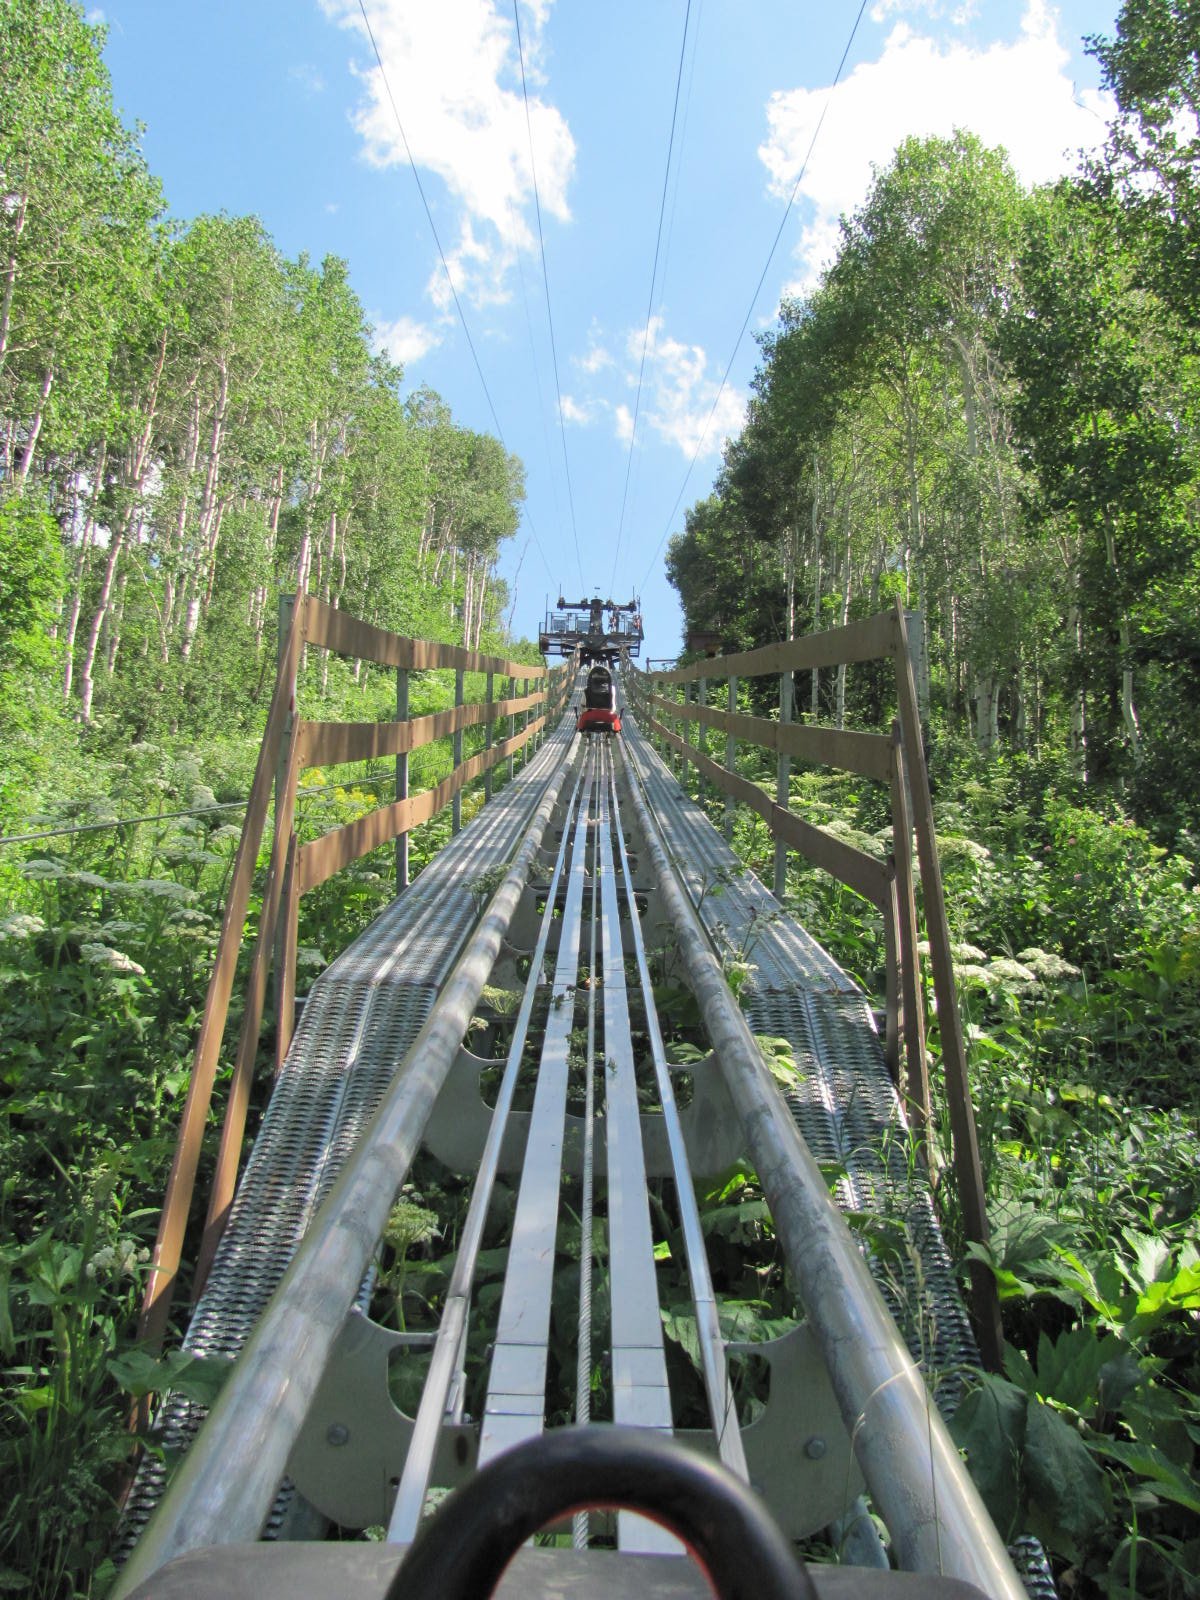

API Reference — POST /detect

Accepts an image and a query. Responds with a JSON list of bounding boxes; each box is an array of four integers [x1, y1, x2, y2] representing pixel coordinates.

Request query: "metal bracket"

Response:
[[423, 1048, 745, 1180], [287, 1308, 476, 1530], [683, 1321, 863, 1540]]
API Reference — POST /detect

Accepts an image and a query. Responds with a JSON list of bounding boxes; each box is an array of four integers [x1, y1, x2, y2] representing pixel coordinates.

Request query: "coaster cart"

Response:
[[577, 661, 621, 736]]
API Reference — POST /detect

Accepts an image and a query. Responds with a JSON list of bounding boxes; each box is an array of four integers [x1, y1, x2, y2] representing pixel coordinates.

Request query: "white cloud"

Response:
[[322, 0, 575, 311], [761, 0, 1113, 290], [372, 314, 442, 365], [870, 0, 978, 22], [289, 63, 327, 95], [86, 7, 106, 22], [560, 395, 593, 425], [577, 342, 613, 375], [620, 317, 746, 460]]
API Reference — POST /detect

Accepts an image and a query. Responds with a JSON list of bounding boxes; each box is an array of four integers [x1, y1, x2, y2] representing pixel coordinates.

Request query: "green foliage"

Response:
[[0, 726, 500, 1595], [0, 498, 62, 687], [759, 747, 1200, 1592]]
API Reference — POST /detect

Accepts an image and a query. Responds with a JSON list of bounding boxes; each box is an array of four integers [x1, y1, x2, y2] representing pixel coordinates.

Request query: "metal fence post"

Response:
[[773, 669, 793, 900], [484, 670, 495, 801], [273, 592, 297, 1020], [512, 668, 521, 780], [697, 676, 708, 804], [395, 666, 410, 891], [452, 668, 464, 834], [725, 673, 737, 843]]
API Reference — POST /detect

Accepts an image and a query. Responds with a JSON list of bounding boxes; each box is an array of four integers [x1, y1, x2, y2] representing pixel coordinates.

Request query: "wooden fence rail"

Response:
[[138, 591, 572, 1356], [625, 600, 1002, 1367]]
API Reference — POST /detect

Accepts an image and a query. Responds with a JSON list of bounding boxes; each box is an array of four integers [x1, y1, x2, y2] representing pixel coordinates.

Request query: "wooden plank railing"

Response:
[[138, 591, 572, 1356], [624, 600, 1002, 1368]]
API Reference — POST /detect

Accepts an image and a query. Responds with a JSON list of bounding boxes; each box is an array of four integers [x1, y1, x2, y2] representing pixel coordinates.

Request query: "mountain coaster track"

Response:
[[112, 594, 1050, 1600]]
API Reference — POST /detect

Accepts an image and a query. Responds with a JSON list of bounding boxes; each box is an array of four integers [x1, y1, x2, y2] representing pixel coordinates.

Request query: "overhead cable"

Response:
[[512, 0, 585, 590], [610, 0, 694, 596], [639, 0, 870, 592]]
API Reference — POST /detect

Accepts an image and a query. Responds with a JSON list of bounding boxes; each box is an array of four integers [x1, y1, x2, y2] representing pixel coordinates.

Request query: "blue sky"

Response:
[[96, 0, 1116, 656]]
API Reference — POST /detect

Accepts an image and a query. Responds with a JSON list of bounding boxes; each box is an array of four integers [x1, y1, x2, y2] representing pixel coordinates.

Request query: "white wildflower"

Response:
[[127, 879, 197, 902], [952, 941, 988, 963], [0, 912, 46, 938], [936, 835, 991, 864], [987, 958, 1038, 988], [80, 942, 146, 976], [954, 963, 992, 986], [87, 1238, 148, 1280], [22, 859, 66, 880], [63, 869, 111, 889], [1017, 947, 1082, 981]]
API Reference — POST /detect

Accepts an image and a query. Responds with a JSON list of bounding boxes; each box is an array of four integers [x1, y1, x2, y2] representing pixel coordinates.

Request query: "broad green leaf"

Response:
[[108, 1348, 233, 1407], [1088, 1437, 1200, 1515], [949, 1374, 1027, 1541], [1023, 1400, 1108, 1561]]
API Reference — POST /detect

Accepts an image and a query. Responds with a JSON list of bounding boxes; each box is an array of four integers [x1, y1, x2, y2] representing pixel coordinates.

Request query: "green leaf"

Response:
[[1034, 1324, 1118, 1414], [1023, 1400, 1108, 1561], [107, 1348, 233, 1407], [1089, 1436, 1200, 1514], [949, 1374, 1027, 1541]]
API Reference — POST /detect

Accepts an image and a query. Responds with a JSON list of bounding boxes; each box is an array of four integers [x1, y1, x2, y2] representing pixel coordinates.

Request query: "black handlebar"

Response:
[[384, 1425, 819, 1600]]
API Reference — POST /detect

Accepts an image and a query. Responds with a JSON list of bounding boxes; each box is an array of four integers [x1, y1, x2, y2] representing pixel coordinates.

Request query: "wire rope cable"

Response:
[[0, 775, 399, 849], [0, 743, 536, 847], [512, 0, 585, 591], [610, 0, 695, 596], [637, 0, 870, 594], [354, 0, 554, 583]]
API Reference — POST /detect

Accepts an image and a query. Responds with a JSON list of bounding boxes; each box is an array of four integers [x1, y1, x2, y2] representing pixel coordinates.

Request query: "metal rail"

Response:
[[608, 747, 747, 1483], [625, 606, 1001, 1366], [117, 647, 1030, 1600], [619, 722, 1025, 1600], [477, 749, 595, 1464], [387, 759, 589, 1542], [112, 739, 578, 1596]]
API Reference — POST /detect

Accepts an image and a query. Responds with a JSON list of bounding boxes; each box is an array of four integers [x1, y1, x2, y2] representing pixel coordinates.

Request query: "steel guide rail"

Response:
[[594, 751, 678, 1555], [478, 750, 596, 1463], [606, 745, 748, 1484], [387, 761, 591, 1541], [112, 729, 581, 1597], [117, 663, 1031, 1600], [615, 693, 979, 1397], [617, 715, 1026, 1599]]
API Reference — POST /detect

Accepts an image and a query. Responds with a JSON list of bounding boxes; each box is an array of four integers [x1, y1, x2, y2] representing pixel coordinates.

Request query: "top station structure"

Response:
[[540, 595, 643, 664]]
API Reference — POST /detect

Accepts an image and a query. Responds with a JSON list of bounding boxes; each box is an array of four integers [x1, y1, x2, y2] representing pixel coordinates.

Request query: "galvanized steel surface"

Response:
[[620, 712, 976, 1397], [115, 723, 577, 1590], [619, 715, 1026, 1599], [119, 684, 1028, 1598]]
